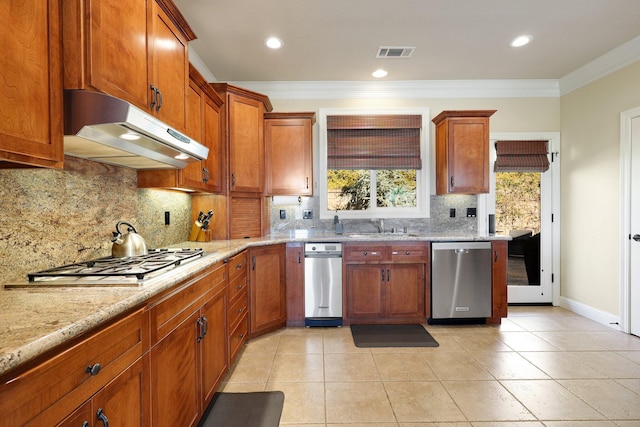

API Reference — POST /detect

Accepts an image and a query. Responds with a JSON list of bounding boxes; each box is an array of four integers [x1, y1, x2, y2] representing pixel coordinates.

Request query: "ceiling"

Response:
[[173, 0, 640, 83]]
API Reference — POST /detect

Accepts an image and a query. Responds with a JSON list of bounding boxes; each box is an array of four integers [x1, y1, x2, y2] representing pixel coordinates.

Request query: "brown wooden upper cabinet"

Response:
[[211, 84, 273, 194], [264, 112, 316, 196], [63, 0, 195, 134], [138, 64, 225, 193], [432, 110, 496, 194], [0, 0, 64, 169]]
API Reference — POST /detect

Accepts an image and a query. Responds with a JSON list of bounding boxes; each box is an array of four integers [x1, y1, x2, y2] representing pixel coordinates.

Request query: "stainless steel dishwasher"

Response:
[[304, 242, 342, 327], [430, 241, 492, 322]]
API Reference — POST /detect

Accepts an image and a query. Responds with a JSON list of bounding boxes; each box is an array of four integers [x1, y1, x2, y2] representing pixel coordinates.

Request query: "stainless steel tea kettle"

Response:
[[111, 221, 148, 257]]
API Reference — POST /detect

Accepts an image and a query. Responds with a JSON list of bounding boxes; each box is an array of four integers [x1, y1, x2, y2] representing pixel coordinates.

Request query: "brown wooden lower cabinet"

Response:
[[226, 251, 248, 365], [58, 355, 150, 427], [0, 307, 148, 427], [488, 240, 508, 324], [344, 242, 429, 324], [148, 261, 227, 427], [285, 242, 305, 326], [249, 244, 286, 337], [346, 263, 425, 321]]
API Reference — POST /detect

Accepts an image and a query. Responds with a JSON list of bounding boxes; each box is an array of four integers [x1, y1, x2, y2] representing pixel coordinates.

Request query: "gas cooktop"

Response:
[[16, 248, 208, 287]]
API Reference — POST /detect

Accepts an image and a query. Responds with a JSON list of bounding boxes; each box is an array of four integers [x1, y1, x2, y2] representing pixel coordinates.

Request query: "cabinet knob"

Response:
[[363, 251, 368, 256], [238, 308, 244, 313], [85, 363, 101, 376], [406, 251, 411, 255], [239, 333, 244, 339], [237, 284, 243, 290]]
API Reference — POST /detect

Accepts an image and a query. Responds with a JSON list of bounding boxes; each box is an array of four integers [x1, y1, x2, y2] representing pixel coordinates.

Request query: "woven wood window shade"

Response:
[[327, 115, 422, 170], [494, 140, 550, 172]]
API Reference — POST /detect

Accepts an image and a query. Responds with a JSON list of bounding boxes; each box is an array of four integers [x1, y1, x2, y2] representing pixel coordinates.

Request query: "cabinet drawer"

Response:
[[228, 272, 247, 303], [389, 243, 429, 263], [150, 261, 226, 343], [344, 244, 386, 262], [227, 288, 248, 331], [0, 308, 148, 427], [227, 251, 247, 282], [229, 314, 248, 363]]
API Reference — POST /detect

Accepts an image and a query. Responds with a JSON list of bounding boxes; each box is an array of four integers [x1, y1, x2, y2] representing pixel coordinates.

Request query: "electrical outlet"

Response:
[[164, 211, 170, 225], [449, 208, 456, 218], [466, 207, 477, 218], [279, 209, 286, 219], [303, 209, 313, 219]]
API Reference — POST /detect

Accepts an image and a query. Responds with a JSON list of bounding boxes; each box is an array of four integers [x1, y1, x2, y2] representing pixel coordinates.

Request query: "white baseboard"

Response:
[[559, 296, 622, 331]]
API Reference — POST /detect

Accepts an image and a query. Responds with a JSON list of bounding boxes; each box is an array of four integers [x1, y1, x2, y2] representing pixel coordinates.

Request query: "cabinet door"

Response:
[[151, 310, 200, 427], [385, 264, 425, 318], [488, 240, 508, 324], [180, 77, 206, 189], [249, 245, 286, 336], [92, 355, 150, 427], [0, 0, 63, 168], [265, 118, 313, 195], [447, 117, 490, 193], [84, 0, 149, 111], [149, 1, 189, 133], [346, 265, 384, 319], [285, 243, 305, 325], [202, 94, 224, 193], [200, 288, 227, 409], [228, 94, 264, 193]]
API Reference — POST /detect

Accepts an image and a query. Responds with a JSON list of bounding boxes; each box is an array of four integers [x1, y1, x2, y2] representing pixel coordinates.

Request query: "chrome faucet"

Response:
[[373, 218, 384, 233]]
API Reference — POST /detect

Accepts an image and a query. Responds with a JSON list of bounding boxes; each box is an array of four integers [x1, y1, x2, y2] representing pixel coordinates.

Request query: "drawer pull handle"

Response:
[[96, 408, 109, 427], [82, 422, 90, 427], [86, 363, 101, 376]]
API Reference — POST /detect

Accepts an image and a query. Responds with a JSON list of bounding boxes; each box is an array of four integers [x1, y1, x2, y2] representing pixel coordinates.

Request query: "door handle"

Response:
[[633, 234, 640, 242]]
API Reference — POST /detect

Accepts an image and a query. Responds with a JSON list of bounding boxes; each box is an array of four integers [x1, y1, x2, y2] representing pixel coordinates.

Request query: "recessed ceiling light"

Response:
[[510, 35, 533, 48], [265, 37, 283, 49], [372, 69, 388, 78]]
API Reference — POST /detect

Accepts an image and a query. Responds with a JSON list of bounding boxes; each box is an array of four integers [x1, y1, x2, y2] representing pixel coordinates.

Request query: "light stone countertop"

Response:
[[0, 233, 509, 377]]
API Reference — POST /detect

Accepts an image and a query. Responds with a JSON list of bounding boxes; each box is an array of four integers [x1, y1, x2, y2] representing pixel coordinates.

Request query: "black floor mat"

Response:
[[350, 324, 439, 348], [198, 391, 284, 427]]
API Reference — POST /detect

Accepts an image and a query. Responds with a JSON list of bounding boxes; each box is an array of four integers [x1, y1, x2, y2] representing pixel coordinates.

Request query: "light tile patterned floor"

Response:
[[219, 306, 640, 426]]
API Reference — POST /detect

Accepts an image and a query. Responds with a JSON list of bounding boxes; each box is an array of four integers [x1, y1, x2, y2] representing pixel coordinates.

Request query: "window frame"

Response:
[[319, 107, 430, 220]]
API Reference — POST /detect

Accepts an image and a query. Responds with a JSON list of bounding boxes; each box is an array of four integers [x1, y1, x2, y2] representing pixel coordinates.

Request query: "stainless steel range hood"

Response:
[[63, 90, 209, 169]]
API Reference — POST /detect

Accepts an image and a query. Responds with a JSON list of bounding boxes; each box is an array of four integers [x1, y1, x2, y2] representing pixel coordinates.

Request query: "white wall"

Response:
[[560, 60, 640, 316]]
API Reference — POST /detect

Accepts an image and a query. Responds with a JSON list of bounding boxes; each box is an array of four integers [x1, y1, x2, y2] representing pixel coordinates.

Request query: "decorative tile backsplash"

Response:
[[0, 156, 191, 284]]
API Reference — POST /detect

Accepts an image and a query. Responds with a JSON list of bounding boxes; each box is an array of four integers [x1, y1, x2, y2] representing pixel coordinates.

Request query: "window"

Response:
[[319, 108, 430, 219]]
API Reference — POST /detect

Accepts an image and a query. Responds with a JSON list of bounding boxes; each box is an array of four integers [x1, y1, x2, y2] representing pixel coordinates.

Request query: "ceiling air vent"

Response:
[[376, 46, 415, 58]]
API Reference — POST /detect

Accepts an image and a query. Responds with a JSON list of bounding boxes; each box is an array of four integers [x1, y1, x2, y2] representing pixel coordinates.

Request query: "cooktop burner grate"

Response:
[[28, 248, 205, 282]]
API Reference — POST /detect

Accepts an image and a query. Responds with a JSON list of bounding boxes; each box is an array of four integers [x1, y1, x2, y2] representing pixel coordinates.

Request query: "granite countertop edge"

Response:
[[0, 233, 509, 377]]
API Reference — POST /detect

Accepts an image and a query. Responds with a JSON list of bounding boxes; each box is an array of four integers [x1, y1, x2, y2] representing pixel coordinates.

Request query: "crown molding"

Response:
[[559, 36, 640, 96], [229, 79, 560, 100]]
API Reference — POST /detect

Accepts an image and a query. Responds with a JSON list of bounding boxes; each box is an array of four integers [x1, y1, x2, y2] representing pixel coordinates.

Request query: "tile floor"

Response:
[[219, 306, 640, 426]]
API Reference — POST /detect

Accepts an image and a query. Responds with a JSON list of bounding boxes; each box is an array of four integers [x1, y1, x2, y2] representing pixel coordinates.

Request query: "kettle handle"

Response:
[[115, 221, 139, 235]]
